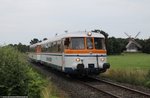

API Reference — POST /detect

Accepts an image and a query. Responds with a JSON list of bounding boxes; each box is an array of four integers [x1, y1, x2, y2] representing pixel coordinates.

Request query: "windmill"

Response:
[[124, 32, 142, 52]]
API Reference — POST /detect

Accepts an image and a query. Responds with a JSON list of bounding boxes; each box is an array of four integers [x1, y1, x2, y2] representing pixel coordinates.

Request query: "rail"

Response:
[[77, 76, 150, 98]]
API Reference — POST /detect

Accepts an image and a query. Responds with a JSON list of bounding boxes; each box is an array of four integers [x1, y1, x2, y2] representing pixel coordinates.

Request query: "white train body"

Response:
[[29, 31, 110, 75]]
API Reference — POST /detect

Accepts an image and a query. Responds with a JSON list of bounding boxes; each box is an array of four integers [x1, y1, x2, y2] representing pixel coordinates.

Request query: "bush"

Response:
[[27, 67, 46, 98], [0, 46, 45, 97], [0, 47, 28, 95]]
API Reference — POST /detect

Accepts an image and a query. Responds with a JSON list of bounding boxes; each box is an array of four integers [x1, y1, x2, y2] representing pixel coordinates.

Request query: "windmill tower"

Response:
[[124, 32, 142, 52]]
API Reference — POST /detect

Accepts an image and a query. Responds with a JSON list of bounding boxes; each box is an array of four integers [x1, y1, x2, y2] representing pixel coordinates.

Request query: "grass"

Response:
[[108, 53, 150, 70], [40, 79, 69, 98], [41, 80, 59, 98], [102, 53, 150, 87], [31, 65, 68, 98]]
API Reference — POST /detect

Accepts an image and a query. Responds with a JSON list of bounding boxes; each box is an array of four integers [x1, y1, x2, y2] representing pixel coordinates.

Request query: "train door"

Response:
[[86, 37, 99, 68], [61, 39, 65, 71], [94, 38, 106, 68], [35, 45, 41, 62], [61, 38, 71, 72]]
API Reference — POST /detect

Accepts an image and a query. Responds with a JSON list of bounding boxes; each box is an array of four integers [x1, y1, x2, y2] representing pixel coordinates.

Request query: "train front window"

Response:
[[71, 37, 85, 49], [86, 37, 93, 49], [94, 38, 105, 49]]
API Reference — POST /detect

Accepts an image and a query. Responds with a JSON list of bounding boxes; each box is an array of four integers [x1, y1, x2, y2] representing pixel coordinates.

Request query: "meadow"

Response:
[[103, 53, 150, 88], [108, 53, 150, 70]]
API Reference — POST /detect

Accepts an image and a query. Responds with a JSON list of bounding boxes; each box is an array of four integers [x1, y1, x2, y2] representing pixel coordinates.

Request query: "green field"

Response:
[[102, 53, 150, 88], [108, 53, 150, 71]]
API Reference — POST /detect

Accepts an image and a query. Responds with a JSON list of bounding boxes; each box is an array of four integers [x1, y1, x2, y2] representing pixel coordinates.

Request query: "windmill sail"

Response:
[[125, 32, 142, 52], [135, 32, 140, 39]]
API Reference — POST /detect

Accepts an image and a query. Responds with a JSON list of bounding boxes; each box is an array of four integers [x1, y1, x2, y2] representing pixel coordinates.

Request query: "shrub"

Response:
[[0, 46, 29, 95], [0, 46, 45, 97]]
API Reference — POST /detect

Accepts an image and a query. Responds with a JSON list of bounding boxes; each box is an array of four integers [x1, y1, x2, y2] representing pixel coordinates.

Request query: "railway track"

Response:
[[77, 76, 150, 98], [31, 62, 150, 98], [30, 62, 115, 98]]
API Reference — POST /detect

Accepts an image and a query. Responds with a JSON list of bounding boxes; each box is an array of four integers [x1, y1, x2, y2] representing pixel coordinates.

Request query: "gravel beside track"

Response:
[[79, 77, 150, 98], [31, 63, 113, 98], [30, 62, 150, 98]]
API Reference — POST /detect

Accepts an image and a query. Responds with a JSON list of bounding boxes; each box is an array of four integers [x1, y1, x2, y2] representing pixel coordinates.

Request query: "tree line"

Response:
[[107, 37, 150, 54], [8, 37, 150, 54]]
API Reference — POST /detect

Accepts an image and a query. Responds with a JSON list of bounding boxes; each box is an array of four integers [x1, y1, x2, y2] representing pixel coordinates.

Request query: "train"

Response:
[[28, 31, 110, 76]]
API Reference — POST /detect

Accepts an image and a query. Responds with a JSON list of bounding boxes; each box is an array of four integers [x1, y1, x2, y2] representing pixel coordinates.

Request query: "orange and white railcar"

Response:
[[29, 31, 110, 75]]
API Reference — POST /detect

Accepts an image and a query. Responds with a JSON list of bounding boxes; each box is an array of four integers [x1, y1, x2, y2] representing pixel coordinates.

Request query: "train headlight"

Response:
[[87, 32, 92, 36], [76, 58, 80, 62], [100, 58, 105, 62]]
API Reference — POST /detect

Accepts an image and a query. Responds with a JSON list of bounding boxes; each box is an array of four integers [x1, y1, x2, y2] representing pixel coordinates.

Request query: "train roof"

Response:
[[30, 31, 105, 48]]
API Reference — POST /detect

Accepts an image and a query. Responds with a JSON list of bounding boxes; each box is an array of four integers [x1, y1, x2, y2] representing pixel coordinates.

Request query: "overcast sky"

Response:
[[0, 0, 150, 45]]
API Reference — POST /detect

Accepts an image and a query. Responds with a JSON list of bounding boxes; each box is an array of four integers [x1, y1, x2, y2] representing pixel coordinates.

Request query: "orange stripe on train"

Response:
[[64, 49, 106, 54]]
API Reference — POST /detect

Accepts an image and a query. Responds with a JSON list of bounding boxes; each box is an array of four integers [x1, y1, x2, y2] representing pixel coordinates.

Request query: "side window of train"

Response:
[[57, 40, 61, 52], [42, 44, 48, 52], [64, 38, 70, 49], [53, 42, 57, 52]]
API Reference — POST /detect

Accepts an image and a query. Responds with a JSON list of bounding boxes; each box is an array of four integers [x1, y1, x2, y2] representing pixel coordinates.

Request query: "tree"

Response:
[[107, 37, 124, 55], [43, 38, 48, 41], [142, 38, 150, 54], [8, 43, 29, 53], [17, 43, 29, 52], [30, 38, 39, 45]]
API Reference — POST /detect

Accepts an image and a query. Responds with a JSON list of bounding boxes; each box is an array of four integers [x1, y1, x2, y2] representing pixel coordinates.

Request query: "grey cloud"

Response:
[[0, 0, 150, 45]]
